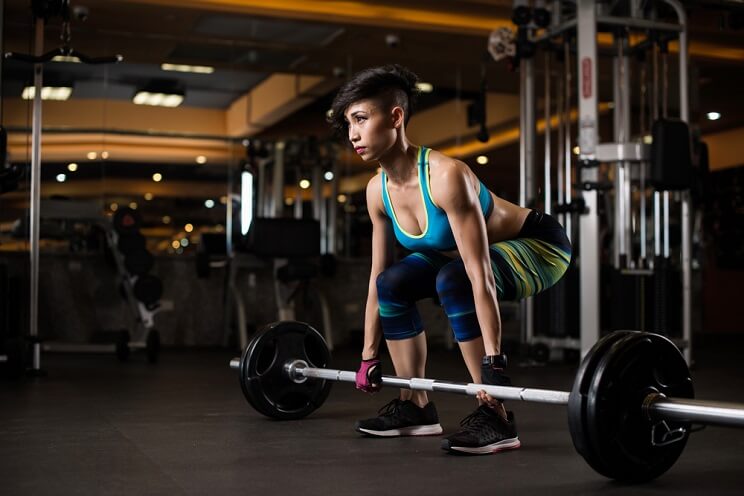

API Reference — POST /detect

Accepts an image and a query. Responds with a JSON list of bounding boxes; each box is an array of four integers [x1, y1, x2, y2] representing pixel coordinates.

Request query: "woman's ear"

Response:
[[391, 106, 405, 129]]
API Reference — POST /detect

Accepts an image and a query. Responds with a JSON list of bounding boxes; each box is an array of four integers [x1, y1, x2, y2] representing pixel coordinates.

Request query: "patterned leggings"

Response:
[[376, 210, 572, 342]]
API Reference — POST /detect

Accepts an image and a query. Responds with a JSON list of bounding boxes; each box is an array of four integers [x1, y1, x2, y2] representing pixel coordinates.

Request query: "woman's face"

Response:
[[344, 99, 399, 162]]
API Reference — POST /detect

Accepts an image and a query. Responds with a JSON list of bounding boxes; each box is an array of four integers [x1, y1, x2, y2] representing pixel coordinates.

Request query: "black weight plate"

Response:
[[570, 331, 694, 483], [239, 321, 332, 420], [112, 207, 142, 234], [124, 248, 154, 276], [568, 331, 636, 478], [133, 275, 163, 305], [587, 332, 693, 482]]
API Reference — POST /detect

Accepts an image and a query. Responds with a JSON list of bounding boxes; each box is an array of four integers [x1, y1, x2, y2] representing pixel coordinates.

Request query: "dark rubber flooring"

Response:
[[2, 336, 744, 496]]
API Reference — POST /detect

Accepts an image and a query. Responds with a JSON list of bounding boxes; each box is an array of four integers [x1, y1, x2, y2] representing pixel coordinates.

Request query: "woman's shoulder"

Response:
[[427, 148, 473, 184]]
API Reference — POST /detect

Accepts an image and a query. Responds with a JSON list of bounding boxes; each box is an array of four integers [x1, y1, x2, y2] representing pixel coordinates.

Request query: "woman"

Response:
[[328, 65, 571, 455]]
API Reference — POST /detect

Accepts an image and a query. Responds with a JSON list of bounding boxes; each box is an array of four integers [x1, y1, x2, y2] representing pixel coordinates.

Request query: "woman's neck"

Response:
[[378, 140, 419, 185]]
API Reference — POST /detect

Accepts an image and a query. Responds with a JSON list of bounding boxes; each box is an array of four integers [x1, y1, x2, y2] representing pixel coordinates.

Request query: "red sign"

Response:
[[582, 57, 592, 99]]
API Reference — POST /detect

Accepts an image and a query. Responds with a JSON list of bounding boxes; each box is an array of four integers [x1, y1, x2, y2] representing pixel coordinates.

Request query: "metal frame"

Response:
[[518, 0, 692, 361]]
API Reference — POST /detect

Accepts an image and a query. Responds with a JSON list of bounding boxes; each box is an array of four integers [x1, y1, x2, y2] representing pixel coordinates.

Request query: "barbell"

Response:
[[229, 321, 744, 483]]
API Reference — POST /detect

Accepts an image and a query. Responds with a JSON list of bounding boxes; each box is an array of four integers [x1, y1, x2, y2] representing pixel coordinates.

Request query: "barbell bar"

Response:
[[229, 358, 744, 429], [230, 321, 744, 483]]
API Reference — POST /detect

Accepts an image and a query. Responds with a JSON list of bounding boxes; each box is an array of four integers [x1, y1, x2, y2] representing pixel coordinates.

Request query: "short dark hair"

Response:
[[328, 64, 420, 138]]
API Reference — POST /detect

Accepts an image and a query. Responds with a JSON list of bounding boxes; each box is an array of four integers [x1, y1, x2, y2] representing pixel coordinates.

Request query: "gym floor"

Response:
[[2, 336, 744, 496]]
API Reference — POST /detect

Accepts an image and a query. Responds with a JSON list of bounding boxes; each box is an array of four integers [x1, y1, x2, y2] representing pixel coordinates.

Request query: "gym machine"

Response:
[[504, 0, 694, 361]]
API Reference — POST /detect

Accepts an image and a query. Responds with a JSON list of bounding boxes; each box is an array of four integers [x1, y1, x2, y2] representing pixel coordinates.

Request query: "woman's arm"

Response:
[[435, 160, 503, 356], [362, 174, 395, 359]]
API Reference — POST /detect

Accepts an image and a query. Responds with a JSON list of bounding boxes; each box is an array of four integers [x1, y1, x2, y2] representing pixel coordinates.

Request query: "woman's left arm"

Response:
[[436, 160, 503, 356]]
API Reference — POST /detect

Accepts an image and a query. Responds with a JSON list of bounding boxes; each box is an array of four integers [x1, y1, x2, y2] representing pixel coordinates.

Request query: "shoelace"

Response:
[[459, 408, 491, 430], [378, 399, 402, 417]]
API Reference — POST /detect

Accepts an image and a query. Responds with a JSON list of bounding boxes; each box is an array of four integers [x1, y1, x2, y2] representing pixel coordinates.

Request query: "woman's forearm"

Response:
[[472, 283, 503, 356], [362, 288, 383, 359]]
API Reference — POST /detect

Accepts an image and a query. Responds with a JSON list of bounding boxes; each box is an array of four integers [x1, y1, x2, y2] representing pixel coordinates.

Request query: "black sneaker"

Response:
[[441, 406, 520, 454], [355, 399, 443, 437]]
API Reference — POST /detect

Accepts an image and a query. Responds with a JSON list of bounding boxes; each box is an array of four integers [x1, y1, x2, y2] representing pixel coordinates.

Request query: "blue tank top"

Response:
[[381, 146, 494, 252]]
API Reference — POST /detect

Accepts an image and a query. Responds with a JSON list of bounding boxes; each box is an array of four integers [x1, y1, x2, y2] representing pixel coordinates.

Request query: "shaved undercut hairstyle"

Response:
[[328, 64, 421, 138]]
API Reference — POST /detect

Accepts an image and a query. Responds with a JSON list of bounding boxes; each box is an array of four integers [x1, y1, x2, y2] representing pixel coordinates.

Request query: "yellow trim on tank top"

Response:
[[385, 146, 428, 239], [424, 148, 442, 209]]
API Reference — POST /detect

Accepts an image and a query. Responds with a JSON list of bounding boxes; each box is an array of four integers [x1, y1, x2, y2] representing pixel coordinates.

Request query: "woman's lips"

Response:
[[355, 147, 366, 154]]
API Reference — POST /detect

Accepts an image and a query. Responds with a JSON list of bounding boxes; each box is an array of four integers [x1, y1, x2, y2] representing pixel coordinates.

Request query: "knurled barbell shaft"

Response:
[[290, 362, 571, 404], [229, 358, 744, 428]]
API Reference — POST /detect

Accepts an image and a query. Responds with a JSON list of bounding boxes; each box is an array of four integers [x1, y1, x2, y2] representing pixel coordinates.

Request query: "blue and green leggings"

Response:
[[377, 210, 572, 342]]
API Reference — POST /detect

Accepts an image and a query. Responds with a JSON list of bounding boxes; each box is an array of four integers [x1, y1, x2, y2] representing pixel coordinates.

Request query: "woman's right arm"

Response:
[[362, 174, 394, 360]]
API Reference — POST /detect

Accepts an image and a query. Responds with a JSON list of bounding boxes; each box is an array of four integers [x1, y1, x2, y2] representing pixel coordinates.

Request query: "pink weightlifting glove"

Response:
[[355, 358, 382, 393]]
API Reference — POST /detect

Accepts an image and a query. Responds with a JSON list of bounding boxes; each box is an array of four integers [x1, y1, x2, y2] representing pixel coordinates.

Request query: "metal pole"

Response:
[[577, 0, 600, 357], [519, 54, 536, 348], [544, 52, 552, 215], [556, 60, 565, 226], [272, 142, 285, 218], [661, 0, 692, 364], [312, 165, 324, 252], [612, 49, 623, 269], [328, 158, 339, 254], [563, 40, 573, 242], [28, 18, 45, 373]]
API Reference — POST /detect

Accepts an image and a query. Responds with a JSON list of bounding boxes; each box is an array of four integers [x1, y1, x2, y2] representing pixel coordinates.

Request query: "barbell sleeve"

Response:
[[645, 395, 744, 429]]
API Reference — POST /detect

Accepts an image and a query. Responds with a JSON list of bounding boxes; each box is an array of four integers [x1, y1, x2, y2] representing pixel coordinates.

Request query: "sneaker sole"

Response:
[[356, 424, 443, 437], [442, 437, 521, 454]]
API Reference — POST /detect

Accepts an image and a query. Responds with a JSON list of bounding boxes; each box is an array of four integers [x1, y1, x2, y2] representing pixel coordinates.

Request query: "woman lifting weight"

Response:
[[328, 65, 571, 454]]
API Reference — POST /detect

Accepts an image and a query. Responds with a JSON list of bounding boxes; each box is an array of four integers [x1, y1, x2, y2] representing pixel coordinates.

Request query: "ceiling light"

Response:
[[204, 199, 215, 208], [67, 163, 78, 172], [184, 223, 194, 233], [337, 194, 347, 203], [52, 55, 81, 63], [299, 179, 311, 189], [129, 202, 138, 210], [324, 171, 334, 181], [285, 197, 295, 206], [171, 240, 180, 249], [196, 155, 207, 164], [144, 193, 154, 201], [573, 146, 581, 155], [22, 86, 73, 101], [180, 238, 189, 247], [133, 90, 184, 107], [56, 173, 66, 183], [111, 203, 119, 211], [152, 173, 163, 182], [161, 63, 214, 74], [219, 195, 228, 205], [101, 151, 109, 160], [476, 155, 489, 165], [706, 111, 721, 121], [416, 82, 434, 93], [162, 215, 171, 224], [643, 134, 653, 144], [87, 152, 97, 160]]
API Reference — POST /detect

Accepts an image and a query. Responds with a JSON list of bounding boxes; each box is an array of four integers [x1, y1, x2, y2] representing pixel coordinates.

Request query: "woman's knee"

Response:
[[434, 261, 471, 297], [376, 267, 408, 301]]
